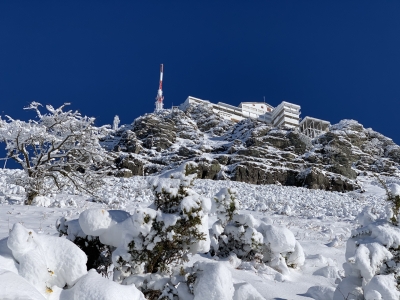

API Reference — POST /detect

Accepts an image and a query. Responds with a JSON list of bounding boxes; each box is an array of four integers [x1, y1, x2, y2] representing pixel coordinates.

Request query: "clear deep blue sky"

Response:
[[1, 1, 400, 144]]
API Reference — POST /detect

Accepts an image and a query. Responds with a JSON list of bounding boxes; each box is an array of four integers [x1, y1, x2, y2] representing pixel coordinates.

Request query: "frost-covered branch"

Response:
[[0, 102, 111, 204]]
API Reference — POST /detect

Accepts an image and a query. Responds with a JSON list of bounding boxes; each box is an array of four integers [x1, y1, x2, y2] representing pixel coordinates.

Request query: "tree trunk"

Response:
[[25, 190, 38, 205]]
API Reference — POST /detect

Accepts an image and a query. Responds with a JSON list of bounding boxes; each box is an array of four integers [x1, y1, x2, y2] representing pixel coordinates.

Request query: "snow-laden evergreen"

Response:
[[334, 184, 400, 300]]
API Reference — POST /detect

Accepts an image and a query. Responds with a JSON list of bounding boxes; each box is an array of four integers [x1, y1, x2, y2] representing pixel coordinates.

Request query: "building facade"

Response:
[[179, 96, 329, 137]]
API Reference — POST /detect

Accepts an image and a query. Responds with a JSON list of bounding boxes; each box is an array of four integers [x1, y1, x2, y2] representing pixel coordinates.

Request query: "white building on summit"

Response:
[[179, 96, 330, 137]]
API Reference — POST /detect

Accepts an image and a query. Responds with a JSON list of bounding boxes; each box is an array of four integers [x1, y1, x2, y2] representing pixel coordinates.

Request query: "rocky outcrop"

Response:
[[102, 104, 400, 192], [185, 104, 233, 136], [196, 159, 222, 180], [115, 155, 145, 176], [133, 115, 176, 151], [299, 168, 356, 192]]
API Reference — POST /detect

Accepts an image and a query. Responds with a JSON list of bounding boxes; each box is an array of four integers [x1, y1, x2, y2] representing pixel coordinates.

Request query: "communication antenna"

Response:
[[155, 64, 164, 112]]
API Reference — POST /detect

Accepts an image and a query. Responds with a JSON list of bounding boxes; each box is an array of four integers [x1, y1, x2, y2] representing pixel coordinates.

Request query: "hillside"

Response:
[[103, 102, 400, 192], [1, 102, 400, 299], [0, 167, 396, 299]]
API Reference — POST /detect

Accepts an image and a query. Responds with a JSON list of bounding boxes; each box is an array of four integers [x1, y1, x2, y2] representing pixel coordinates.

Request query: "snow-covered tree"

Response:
[[113, 162, 210, 279], [0, 102, 110, 204], [334, 183, 400, 300], [57, 163, 210, 276], [210, 188, 305, 274], [113, 115, 120, 131], [333, 207, 400, 300]]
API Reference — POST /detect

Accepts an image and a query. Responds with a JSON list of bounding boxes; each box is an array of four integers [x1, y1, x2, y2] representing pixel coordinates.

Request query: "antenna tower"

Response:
[[155, 64, 164, 112]]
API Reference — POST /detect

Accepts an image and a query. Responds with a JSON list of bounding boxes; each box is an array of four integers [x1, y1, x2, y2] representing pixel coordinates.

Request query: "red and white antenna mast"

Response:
[[155, 64, 164, 112]]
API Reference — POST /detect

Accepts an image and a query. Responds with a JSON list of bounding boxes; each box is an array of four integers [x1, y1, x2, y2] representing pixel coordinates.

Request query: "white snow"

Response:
[[364, 274, 400, 300], [302, 285, 335, 300], [0, 170, 396, 299], [0, 268, 47, 300], [7, 223, 88, 296], [59, 269, 145, 300], [313, 265, 340, 279], [263, 224, 296, 253], [233, 282, 264, 300], [192, 261, 234, 300]]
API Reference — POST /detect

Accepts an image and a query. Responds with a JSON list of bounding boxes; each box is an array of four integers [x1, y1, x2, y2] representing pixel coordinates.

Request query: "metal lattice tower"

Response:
[[155, 64, 164, 112]]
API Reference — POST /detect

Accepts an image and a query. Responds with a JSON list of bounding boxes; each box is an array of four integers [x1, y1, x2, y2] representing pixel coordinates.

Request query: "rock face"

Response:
[[102, 103, 400, 192]]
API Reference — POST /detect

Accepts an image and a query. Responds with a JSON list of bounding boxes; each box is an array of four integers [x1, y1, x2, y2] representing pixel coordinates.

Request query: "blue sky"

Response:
[[1, 1, 400, 144]]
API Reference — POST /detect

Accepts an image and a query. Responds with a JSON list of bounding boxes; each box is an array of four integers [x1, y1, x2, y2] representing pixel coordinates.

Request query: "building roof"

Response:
[[239, 102, 274, 109], [299, 116, 331, 126]]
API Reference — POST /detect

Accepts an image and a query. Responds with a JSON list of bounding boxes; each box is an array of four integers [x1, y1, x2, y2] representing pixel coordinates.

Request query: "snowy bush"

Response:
[[212, 213, 263, 261], [57, 163, 212, 298], [0, 102, 110, 204], [334, 206, 400, 300], [56, 215, 115, 276], [383, 181, 400, 225], [124, 272, 182, 299], [210, 190, 305, 274], [112, 162, 210, 278], [213, 187, 240, 226], [0, 223, 146, 299], [3, 223, 88, 297]]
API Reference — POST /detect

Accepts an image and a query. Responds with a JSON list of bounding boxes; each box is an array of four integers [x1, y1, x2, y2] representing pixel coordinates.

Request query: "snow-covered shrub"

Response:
[[56, 216, 114, 276], [261, 222, 305, 272], [384, 182, 400, 225], [57, 162, 211, 291], [0, 102, 110, 204], [114, 163, 210, 278], [214, 187, 240, 225], [210, 193, 305, 274], [334, 206, 400, 300], [124, 262, 235, 300], [124, 272, 181, 300], [212, 213, 263, 261], [1, 221, 146, 300], [7, 223, 88, 296]]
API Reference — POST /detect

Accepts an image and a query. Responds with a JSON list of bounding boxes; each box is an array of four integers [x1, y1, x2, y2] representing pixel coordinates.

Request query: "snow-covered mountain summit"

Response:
[[102, 102, 400, 192]]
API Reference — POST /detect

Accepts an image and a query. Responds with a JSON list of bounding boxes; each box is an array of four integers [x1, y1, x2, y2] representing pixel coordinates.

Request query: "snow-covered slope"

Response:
[[1, 103, 400, 299], [0, 166, 395, 299]]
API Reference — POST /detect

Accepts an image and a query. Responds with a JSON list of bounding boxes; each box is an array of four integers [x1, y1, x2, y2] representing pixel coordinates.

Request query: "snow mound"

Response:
[[364, 274, 400, 300], [313, 266, 340, 279], [233, 282, 265, 300], [0, 237, 18, 274], [7, 223, 87, 295], [0, 268, 47, 300], [193, 261, 234, 300], [59, 269, 145, 300], [263, 224, 296, 253], [79, 209, 113, 236], [388, 183, 400, 196], [302, 285, 335, 300]]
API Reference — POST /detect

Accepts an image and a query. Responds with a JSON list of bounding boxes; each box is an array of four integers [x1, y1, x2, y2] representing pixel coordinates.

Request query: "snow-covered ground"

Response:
[[0, 168, 391, 299]]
